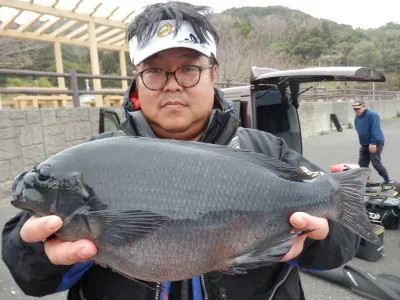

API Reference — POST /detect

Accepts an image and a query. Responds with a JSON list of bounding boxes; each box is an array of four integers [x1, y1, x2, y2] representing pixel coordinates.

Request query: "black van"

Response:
[[100, 66, 385, 155]]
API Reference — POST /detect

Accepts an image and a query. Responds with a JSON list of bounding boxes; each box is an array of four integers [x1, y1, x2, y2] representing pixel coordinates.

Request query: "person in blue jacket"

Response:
[[352, 100, 392, 184]]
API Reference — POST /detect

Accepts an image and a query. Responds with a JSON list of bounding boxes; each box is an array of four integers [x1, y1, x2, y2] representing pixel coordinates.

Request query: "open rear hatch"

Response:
[[250, 66, 385, 108], [247, 66, 385, 154]]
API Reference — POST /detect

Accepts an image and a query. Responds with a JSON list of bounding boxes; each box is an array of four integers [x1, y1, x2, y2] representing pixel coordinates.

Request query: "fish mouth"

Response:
[[10, 191, 23, 207], [11, 188, 45, 216], [11, 171, 27, 208], [11, 171, 42, 214], [10, 190, 33, 213]]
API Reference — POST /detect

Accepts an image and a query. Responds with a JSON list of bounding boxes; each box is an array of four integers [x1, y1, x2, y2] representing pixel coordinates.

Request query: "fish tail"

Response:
[[331, 167, 381, 245]]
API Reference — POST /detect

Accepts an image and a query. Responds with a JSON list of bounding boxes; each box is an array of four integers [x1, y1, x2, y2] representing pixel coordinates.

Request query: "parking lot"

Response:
[[0, 117, 399, 299]]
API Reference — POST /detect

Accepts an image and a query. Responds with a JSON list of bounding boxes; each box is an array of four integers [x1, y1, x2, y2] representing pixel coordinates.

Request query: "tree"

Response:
[[349, 41, 382, 68], [291, 37, 328, 61], [382, 48, 400, 72], [321, 21, 334, 46]]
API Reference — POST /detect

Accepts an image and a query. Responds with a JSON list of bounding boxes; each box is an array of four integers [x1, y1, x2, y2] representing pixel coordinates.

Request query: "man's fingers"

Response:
[[280, 234, 307, 262], [45, 239, 97, 265], [20, 215, 97, 266], [20, 216, 62, 243], [289, 212, 329, 240], [280, 212, 330, 262]]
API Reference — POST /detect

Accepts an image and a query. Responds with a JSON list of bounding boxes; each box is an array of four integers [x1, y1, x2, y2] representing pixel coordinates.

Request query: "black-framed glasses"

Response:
[[137, 65, 213, 91]]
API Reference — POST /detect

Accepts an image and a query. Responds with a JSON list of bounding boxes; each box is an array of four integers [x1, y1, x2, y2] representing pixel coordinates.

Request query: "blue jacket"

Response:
[[355, 109, 384, 145]]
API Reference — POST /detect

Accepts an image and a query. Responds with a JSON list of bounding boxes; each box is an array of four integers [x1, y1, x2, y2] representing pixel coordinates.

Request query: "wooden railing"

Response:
[[299, 86, 399, 102], [0, 69, 134, 109]]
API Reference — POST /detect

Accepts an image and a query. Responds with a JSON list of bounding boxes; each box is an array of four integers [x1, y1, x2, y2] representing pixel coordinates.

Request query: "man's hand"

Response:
[[280, 212, 329, 262], [20, 215, 97, 265], [369, 144, 377, 153]]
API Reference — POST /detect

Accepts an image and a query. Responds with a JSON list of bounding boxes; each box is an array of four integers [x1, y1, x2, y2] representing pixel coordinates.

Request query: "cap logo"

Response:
[[156, 23, 175, 38]]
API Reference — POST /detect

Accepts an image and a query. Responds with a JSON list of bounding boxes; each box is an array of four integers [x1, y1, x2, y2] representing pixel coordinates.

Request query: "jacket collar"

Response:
[[120, 111, 157, 138], [361, 108, 368, 117]]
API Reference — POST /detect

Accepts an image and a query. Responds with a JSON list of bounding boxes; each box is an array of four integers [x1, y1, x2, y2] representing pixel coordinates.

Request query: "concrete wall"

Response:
[[298, 99, 400, 137], [1, 99, 399, 202]]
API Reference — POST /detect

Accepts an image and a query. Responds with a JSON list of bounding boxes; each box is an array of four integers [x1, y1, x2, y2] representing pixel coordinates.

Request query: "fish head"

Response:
[[11, 162, 90, 219]]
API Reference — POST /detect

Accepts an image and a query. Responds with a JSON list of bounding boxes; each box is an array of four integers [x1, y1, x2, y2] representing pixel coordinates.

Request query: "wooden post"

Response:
[[20, 100, 27, 109], [32, 96, 38, 108], [119, 50, 128, 90], [54, 41, 67, 107], [88, 21, 103, 107]]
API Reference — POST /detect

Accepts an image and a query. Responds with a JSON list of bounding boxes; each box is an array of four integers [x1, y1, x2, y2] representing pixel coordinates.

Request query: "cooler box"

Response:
[[365, 196, 400, 230], [355, 224, 384, 262]]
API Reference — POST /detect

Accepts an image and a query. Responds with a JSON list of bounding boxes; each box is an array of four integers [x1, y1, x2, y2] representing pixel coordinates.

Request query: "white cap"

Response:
[[128, 20, 217, 65]]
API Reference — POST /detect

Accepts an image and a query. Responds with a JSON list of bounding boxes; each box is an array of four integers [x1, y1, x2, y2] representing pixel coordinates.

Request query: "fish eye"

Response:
[[38, 165, 52, 181]]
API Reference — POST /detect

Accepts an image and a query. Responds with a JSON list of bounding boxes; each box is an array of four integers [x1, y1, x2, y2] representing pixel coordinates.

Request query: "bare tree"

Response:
[[215, 24, 299, 84]]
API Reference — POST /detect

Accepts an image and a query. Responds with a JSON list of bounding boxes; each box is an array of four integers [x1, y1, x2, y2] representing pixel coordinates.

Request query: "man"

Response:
[[3, 2, 360, 299], [352, 100, 392, 184]]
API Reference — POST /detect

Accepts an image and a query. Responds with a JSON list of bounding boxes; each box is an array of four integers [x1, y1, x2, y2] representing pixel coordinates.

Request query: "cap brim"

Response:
[[134, 42, 212, 66]]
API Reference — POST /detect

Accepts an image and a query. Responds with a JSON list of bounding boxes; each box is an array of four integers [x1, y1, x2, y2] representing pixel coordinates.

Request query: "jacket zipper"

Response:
[[200, 275, 209, 300], [155, 283, 160, 300], [267, 266, 293, 300], [155, 278, 208, 300]]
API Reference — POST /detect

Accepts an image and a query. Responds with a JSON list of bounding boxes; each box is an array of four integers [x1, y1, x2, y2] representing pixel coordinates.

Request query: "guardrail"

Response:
[[0, 69, 134, 107]]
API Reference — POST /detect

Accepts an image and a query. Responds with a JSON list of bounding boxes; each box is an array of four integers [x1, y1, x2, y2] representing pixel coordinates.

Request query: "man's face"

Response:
[[135, 48, 217, 141], [353, 106, 366, 117]]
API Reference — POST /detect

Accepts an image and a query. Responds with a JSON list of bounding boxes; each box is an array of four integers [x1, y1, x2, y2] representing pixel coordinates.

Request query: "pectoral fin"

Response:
[[74, 209, 168, 245]]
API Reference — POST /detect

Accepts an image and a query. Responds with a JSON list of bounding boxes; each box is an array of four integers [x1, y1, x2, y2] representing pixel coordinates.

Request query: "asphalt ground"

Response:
[[0, 117, 399, 299]]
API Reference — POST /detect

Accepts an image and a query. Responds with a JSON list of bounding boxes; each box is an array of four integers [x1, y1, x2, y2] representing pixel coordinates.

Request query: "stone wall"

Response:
[[0, 107, 124, 202], [1, 99, 399, 203]]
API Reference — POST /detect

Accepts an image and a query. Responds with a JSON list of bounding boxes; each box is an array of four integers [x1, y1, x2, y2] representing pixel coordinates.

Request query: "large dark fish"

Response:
[[11, 136, 379, 282]]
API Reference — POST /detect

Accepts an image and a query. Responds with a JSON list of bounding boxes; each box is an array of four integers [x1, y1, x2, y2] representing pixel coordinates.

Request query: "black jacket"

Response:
[[2, 86, 360, 300]]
